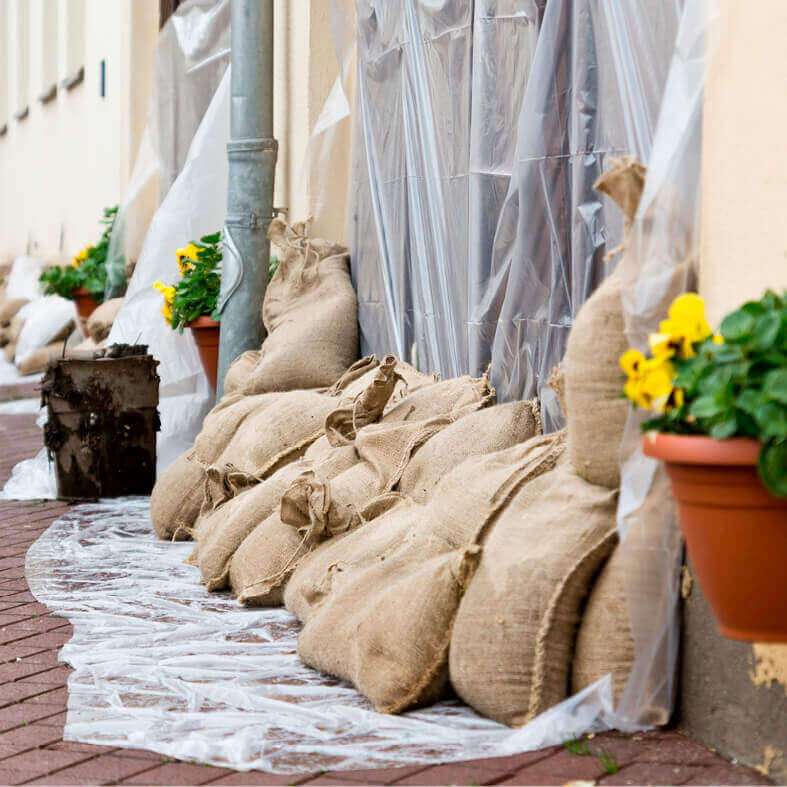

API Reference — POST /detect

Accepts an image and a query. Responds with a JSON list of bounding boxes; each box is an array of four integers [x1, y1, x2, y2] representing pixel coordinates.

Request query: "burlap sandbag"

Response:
[[298, 537, 481, 713], [240, 219, 358, 394], [85, 297, 123, 343], [286, 430, 567, 625], [17, 341, 65, 375], [0, 297, 29, 325], [150, 450, 208, 541], [571, 541, 634, 706], [324, 355, 402, 445], [291, 432, 568, 712], [564, 271, 628, 488], [383, 372, 494, 423], [223, 350, 261, 395], [4, 342, 16, 362], [398, 400, 541, 504], [449, 461, 619, 727], [563, 156, 647, 489]]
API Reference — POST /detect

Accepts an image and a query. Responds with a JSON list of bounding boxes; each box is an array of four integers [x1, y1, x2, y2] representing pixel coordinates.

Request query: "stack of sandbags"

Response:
[[223, 219, 359, 396], [84, 297, 124, 345], [286, 430, 567, 713], [190, 356, 404, 591], [228, 372, 496, 606], [150, 355, 434, 542]]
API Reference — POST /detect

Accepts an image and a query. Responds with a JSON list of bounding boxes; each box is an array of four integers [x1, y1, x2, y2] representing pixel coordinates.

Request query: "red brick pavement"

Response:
[[0, 388, 772, 786]]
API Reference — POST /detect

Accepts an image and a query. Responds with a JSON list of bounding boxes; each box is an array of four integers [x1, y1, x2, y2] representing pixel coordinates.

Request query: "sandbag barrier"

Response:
[[145, 189, 646, 728]]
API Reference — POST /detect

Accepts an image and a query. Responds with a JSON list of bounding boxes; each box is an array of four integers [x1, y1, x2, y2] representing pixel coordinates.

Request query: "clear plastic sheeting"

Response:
[[615, 0, 717, 728], [105, 0, 231, 298], [14, 296, 77, 366], [348, 0, 681, 428], [26, 499, 616, 773], [5, 256, 44, 301], [108, 68, 231, 473]]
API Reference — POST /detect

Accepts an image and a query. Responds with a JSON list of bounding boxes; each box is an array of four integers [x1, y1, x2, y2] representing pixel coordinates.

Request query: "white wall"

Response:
[[0, 0, 158, 261]]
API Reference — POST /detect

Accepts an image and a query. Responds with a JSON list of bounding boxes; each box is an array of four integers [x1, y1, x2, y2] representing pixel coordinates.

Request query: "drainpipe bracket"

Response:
[[227, 137, 278, 156]]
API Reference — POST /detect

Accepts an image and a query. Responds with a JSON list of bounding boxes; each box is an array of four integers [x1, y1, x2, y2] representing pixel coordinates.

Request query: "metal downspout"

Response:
[[216, 0, 278, 398]]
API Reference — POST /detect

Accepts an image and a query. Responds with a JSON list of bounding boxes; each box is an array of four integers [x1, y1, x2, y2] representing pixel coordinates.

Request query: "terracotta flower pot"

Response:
[[72, 287, 100, 320], [643, 432, 787, 642], [187, 316, 220, 390]]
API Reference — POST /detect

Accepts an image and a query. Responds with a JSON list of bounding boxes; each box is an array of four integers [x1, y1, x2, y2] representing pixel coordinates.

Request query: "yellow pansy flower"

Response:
[[652, 293, 712, 359], [175, 243, 201, 276], [620, 349, 678, 413]]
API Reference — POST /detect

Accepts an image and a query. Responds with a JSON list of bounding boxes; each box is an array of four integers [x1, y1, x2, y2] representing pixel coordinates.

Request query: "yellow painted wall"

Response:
[[700, 0, 787, 324]]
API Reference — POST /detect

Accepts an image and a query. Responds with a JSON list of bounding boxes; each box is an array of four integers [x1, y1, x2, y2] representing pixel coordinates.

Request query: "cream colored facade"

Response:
[[0, 0, 348, 263], [700, 0, 787, 323]]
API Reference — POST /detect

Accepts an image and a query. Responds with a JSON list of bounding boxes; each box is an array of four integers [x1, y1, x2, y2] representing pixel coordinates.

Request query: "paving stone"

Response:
[[0, 722, 64, 751], [317, 765, 430, 784], [0, 746, 92, 775], [393, 761, 517, 785], [0, 702, 64, 732], [122, 761, 233, 784], [209, 772, 316, 786], [598, 762, 711, 785], [0, 766, 34, 785], [499, 750, 604, 785], [681, 764, 772, 785], [45, 741, 119, 756], [23, 754, 154, 784]]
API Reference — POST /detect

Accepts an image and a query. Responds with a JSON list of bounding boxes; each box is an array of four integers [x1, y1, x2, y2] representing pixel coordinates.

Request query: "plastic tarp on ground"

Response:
[[20, 0, 716, 770]]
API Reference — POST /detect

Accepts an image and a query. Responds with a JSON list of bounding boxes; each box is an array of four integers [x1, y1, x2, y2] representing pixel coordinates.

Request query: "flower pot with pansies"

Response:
[[40, 206, 118, 319], [154, 233, 222, 390], [622, 290, 787, 643]]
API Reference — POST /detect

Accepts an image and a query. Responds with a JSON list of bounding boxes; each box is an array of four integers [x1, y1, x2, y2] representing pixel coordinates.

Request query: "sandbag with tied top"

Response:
[[240, 219, 358, 394]]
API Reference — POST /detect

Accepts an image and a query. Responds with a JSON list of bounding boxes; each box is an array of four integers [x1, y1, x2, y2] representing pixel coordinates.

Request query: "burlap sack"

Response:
[[564, 270, 628, 488], [150, 450, 207, 541], [449, 461, 619, 727], [0, 297, 29, 325], [324, 355, 402, 445], [298, 537, 480, 713], [239, 219, 358, 394], [85, 297, 123, 343], [150, 393, 279, 541], [223, 350, 261, 395], [151, 359, 396, 543], [382, 372, 494, 423], [17, 341, 65, 375], [291, 431, 568, 712], [398, 400, 541, 504], [563, 156, 647, 489], [571, 542, 634, 706], [4, 342, 16, 362]]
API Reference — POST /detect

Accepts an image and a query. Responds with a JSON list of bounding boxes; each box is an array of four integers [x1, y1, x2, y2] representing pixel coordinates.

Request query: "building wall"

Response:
[[0, 0, 159, 262], [685, 1, 787, 781], [0, 0, 349, 262]]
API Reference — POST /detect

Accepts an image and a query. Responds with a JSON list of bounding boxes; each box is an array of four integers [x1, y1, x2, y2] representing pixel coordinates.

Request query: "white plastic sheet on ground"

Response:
[[0, 355, 42, 386], [26, 499, 615, 773]]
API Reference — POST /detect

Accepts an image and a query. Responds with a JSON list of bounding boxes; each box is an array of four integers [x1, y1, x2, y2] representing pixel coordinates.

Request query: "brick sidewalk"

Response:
[[0, 388, 772, 785]]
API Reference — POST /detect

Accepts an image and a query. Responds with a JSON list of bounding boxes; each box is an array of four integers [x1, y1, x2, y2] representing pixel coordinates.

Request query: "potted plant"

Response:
[[40, 206, 118, 319], [154, 232, 222, 389], [621, 290, 786, 642]]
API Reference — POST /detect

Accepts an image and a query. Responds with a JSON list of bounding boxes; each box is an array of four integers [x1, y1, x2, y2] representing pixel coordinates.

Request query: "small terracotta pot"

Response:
[[643, 432, 787, 642], [187, 316, 220, 390], [72, 287, 100, 320]]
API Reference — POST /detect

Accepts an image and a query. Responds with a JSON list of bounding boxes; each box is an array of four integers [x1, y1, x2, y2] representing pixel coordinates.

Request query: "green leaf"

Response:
[[753, 402, 787, 440], [751, 312, 781, 351], [720, 309, 756, 343], [709, 415, 738, 440], [762, 369, 787, 405], [757, 439, 787, 498], [737, 389, 764, 415], [690, 395, 725, 419]]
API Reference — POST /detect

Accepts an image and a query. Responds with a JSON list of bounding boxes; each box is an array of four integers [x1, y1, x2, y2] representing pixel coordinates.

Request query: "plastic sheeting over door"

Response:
[[349, 0, 681, 427]]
